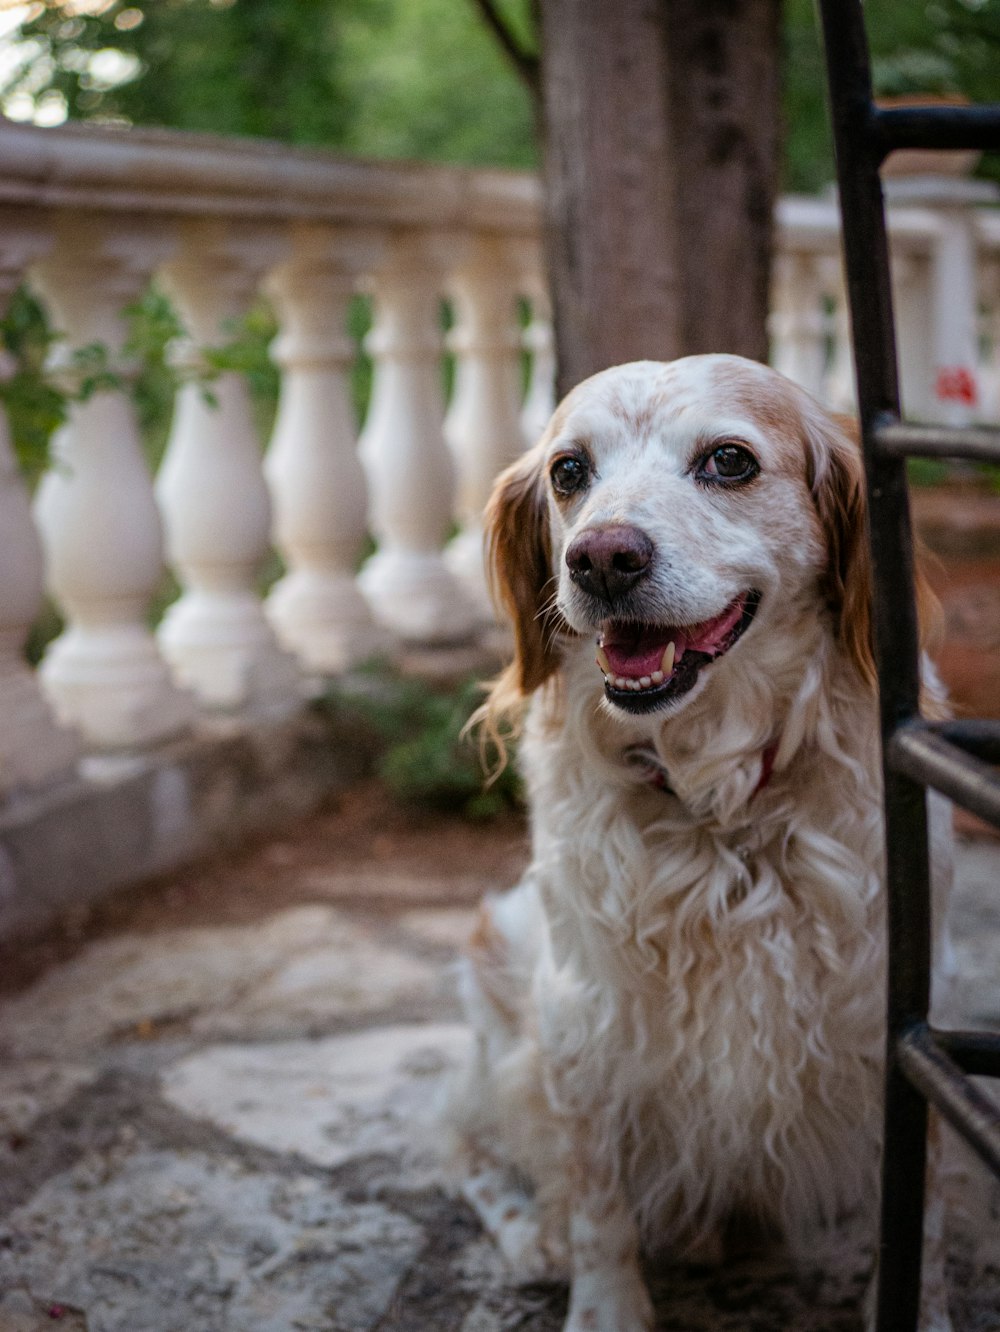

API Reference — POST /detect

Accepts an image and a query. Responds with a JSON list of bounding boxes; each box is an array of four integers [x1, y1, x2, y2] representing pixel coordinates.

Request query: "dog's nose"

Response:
[[565, 525, 654, 602]]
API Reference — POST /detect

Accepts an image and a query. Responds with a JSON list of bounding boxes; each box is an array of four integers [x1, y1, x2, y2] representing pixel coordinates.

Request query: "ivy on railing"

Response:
[[0, 286, 284, 480]]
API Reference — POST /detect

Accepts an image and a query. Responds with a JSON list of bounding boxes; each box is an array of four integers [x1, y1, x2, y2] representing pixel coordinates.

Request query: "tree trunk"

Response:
[[538, 0, 782, 398]]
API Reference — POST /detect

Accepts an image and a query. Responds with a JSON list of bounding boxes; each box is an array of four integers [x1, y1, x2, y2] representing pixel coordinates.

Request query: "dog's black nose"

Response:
[[565, 525, 654, 602]]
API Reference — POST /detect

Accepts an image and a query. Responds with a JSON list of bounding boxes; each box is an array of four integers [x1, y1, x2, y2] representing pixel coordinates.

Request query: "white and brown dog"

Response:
[[454, 355, 953, 1331]]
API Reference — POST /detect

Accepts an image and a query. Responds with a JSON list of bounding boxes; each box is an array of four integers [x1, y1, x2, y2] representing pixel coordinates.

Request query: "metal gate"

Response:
[[816, 3, 1000, 1328]]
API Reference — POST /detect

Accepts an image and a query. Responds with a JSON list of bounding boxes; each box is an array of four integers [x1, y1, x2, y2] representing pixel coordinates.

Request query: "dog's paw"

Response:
[[563, 1270, 655, 1332], [461, 1168, 567, 1283]]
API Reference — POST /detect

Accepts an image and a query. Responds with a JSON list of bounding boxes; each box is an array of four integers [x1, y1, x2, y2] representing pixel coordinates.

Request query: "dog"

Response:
[[454, 354, 954, 1331]]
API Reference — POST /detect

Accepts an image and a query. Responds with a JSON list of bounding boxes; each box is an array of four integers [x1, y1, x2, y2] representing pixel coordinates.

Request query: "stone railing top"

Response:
[[0, 117, 543, 236]]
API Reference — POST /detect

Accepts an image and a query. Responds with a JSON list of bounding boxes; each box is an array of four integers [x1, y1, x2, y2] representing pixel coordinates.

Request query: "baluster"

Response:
[[817, 256, 856, 415], [264, 224, 391, 673], [930, 199, 982, 425], [979, 258, 1000, 423], [444, 236, 525, 615], [769, 251, 826, 398], [519, 253, 556, 446], [157, 219, 301, 714], [358, 234, 477, 643], [892, 251, 935, 423], [0, 213, 79, 791], [884, 178, 999, 425], [31, 213, 195, 748]]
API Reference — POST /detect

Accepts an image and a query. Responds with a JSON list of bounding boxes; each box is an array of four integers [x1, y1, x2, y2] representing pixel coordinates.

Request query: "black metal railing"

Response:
[[817, 3, 1000, 1328]]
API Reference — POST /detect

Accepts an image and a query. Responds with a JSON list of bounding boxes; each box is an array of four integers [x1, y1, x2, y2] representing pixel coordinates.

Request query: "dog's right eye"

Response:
[[550, 455, 589, 496]]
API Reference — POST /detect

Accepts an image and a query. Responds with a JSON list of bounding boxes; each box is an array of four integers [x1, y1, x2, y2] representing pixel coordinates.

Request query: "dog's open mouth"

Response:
[[596, 591, 761, 714]]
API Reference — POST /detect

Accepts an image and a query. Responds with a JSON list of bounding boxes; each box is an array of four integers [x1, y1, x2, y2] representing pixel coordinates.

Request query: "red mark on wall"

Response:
[[935, 366, 978, 406]]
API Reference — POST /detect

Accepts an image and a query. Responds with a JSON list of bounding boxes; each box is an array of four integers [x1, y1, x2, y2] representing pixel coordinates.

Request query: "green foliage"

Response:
[[0, 280, 297, 480], [9, 0, 1000, 194], [0, 288, 66, 481], [11, 0, 353, 145], [323, 665, 522, 820], [783, 0, 1000, 192], [335, 0, 536, 168], [6, 0, 537, 169]]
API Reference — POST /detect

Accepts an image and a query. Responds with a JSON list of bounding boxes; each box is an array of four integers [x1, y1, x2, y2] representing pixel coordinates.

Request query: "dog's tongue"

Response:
[[599, 597, 746, 680]]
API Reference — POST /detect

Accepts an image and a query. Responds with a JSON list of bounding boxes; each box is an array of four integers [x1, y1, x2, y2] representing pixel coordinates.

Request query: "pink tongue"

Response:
[[600, 597, 745, 680], [602, 634, 679, 679]]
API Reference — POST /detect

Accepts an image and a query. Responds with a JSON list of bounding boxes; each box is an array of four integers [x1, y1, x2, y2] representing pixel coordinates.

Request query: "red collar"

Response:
[[623, 741, 780, 800]]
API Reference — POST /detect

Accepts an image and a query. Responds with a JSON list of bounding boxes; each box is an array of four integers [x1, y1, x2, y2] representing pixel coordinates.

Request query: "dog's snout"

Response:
[[565, 525, 654, 602]]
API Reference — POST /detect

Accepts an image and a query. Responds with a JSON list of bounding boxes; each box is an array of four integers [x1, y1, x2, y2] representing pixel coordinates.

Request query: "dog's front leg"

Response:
[[561, 1121, 654, 1332]]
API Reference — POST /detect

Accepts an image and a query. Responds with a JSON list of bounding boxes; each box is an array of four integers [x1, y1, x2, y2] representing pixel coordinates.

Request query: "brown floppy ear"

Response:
[[808, 411, 877, 689], [484, 444, 563, 699]]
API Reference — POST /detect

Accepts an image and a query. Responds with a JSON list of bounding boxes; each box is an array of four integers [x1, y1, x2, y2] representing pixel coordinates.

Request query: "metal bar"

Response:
[[875, 421, 1000, 465], [815, 5, 936, 1328], [935, 721, 1000, 767], [888, 724, 1000, 827], [934, 1028, 1000, 1079], [873, 105, 1000, 163], [899, 1026, 1000, 1176]]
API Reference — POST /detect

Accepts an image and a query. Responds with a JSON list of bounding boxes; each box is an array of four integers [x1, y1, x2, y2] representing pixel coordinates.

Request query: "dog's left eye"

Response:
[[697, 444, 759, 483], [550, 455, 590, 496]]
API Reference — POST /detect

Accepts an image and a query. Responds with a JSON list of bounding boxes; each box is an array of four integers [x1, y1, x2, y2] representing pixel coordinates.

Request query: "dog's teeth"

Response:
[[615, 676, 628, 689], [661, 641, 676, 675], [596, 647, 612, 675], [639, 676, 651, 688], [651, 670, 664, 684], [627, 679, 641, 691]]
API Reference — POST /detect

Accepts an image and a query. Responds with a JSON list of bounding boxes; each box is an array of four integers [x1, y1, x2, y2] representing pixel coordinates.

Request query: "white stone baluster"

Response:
[[769, 251, 826, 399], [979, 258, 1000, 422], [892, 250, 935, 423], [263, 224, 391, 673], [444, 236, 525, 615], [157, 220, 301, 714], [887, 177, 999, 425], [929, 188, 984, 425], [817, 256, 857, 415], [0, 214, 79, 792], [31, 213, 195, 749], [358, 234, 477, 643], [519, 255, 556, 446]]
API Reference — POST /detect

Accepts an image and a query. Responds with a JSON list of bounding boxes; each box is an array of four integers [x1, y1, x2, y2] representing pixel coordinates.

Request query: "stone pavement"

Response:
[[1, 788, 1000, 1332]]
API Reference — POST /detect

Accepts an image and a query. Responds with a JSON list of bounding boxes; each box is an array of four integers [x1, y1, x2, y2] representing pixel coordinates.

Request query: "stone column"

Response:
[[887, 176, 1000, 426], [358, 233, 477, 644], [443, 236, 525, 616], [31, 212, 195, 749], [157, 219, 301, 714], [520, 262, 557, 447], [0, 211, 80, 791], [769, 251, 826, 399], [817, 256, 856, 415], [892, 250, 935, 423], [263, 223, 391, 673]]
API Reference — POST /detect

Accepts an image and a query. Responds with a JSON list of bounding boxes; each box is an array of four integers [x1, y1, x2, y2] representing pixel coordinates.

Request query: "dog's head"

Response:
[[486, 354, 878, 723]]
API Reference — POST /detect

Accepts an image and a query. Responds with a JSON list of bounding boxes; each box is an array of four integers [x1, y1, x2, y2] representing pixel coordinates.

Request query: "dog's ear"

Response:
[[806, 411, 877, 688], [484, 444, 562, 697], [808, 410, 944, 693]]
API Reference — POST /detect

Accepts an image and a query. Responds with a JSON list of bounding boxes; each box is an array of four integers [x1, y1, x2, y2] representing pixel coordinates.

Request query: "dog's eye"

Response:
[[698, 444, 759, 484], [550, 455, 589, 496]]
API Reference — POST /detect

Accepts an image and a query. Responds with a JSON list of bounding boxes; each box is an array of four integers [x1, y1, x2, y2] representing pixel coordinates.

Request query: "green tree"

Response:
[[4, 0, 537, 167], [8, 0, 353, 144], [8, 1, 1000, 192]]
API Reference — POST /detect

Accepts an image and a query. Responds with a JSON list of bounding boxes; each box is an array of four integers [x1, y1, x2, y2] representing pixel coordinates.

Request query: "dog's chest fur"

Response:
[[515, 639, 886, 1242]]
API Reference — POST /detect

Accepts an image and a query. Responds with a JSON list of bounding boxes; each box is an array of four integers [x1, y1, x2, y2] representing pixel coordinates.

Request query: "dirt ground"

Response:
[[0, 781, 530, 1000], [1, 778, 999, 1330]]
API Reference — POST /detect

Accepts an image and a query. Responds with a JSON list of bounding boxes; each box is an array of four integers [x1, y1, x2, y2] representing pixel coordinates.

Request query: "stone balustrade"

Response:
[[0, 116, 998, 798]]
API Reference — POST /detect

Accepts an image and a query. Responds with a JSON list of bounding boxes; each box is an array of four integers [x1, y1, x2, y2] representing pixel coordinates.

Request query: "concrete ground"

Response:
[[1, 782, 1000, 1332]]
